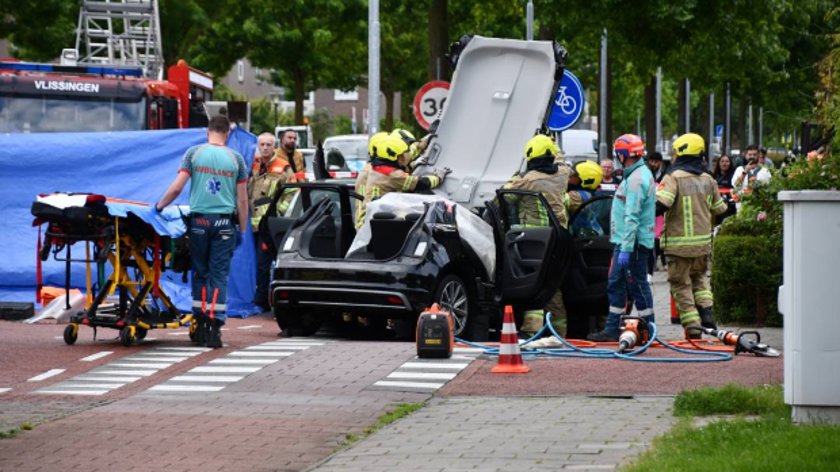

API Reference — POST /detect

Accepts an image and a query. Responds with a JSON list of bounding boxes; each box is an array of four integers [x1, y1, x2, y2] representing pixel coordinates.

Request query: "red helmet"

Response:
[[613, 134, 645, 160]]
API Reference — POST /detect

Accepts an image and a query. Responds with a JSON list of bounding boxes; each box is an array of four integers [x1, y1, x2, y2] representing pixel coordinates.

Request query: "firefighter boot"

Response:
[[206, 319, 224, 348], [684, 323, 702, 340], [699, 306, 717, 330]]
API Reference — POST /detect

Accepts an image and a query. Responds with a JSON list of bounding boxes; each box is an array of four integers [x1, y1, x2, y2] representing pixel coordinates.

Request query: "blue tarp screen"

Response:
[[0, 127, 262, 317]]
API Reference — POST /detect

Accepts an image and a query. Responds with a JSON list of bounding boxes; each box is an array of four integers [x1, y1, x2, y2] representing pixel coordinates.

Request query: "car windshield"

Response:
[[0, 95, 145, 132]]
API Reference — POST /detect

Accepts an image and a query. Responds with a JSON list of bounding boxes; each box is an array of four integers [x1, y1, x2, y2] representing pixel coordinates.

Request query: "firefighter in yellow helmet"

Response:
[[504, 134, 571, 338], [353, 131, 389, 223], [565, 160, 603, 214], [655, 133, 728, 338], [391, 128, 431, 168], [354, 133, 450, 228]]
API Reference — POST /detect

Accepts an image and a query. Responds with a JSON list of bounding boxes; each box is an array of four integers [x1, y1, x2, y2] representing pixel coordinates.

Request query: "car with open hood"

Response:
[[264, 36, 615, 339]]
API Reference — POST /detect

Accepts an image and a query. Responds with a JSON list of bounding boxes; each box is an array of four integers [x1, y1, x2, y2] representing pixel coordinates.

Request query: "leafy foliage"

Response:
[[713, 155, 840, 325]]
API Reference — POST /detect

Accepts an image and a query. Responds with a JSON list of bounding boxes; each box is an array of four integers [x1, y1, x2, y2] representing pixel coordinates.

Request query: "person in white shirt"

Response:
[[731, 145, 770, 211]]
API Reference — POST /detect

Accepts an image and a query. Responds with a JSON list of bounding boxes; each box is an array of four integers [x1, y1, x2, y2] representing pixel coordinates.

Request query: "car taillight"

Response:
[[387, 296, 403, 305], [277, 291, 290, 300]]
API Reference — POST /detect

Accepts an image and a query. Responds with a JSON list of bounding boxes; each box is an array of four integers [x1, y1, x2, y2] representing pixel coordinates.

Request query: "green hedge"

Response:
[[712, 235, 782, 326], [711, 153, 840, 327]]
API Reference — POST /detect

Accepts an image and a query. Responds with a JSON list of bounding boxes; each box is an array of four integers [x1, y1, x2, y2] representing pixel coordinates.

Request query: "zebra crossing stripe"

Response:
[[143, 340, 324, 394], [80, 351, 113, 362], [386, 372, 457, 380], [28, 369, 65, 382], [148, 385, 225, 392], [34, 347, 206, 396], [373, 380, 445, 390]]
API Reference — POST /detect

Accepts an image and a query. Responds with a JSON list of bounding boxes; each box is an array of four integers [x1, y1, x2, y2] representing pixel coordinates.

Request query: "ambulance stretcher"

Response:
[[31, 192, 195, 346]]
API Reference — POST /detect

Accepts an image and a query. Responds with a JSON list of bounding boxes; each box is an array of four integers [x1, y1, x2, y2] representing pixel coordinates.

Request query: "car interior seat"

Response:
[[368, 211, 421, 260]]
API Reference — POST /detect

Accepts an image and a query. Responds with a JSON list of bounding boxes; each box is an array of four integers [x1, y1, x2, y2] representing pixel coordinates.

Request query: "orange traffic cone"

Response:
[[492, 305, 530, 374]]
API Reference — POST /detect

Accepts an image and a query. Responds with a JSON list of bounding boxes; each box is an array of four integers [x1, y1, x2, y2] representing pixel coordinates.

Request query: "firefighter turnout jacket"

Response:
[[655, 157, 728, 257], [504, 165, 570, 228], [275, 146, 306, 174], [354, 164, 445, 228], [248, 156, 297, 232]]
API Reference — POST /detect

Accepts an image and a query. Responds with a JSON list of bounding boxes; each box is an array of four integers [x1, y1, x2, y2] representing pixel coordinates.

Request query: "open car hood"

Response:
[[416, 36, 559, 210]]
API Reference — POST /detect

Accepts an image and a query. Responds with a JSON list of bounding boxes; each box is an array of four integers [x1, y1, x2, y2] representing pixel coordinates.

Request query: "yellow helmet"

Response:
[[376, 134, 409, 161], [368, 131, 389, 158], [525, 134, 558, 161], [573, 160, 603, 190], [673, 133, 706, 158], [391, 128, 416, 146]]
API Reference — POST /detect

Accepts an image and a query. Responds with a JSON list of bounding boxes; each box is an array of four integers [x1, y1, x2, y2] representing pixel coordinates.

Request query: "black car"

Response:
[[264, 182, 614, 340]]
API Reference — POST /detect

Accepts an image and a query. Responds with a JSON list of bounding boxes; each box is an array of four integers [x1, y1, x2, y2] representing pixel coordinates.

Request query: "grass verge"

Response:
[[624, 384, 840, 472], [339, 402, 426, 450]]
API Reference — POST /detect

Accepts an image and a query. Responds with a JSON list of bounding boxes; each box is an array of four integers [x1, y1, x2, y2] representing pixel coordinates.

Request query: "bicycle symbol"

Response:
[[554, 86, 577, 115]]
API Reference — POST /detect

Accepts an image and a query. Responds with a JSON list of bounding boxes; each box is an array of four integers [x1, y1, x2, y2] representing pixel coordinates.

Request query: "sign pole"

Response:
[[368, 0, 380, 134], [598, 29, 607, 162]]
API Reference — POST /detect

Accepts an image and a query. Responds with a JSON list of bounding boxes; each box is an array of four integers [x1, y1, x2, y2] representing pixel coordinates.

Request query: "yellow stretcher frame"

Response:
[[54, 212, 195, 347]]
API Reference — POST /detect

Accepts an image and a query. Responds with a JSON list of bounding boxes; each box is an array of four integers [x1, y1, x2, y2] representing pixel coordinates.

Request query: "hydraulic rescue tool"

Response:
[[687, 326, 781, 357], [416, 303, 454, 359], [617, 316, 651, 353]]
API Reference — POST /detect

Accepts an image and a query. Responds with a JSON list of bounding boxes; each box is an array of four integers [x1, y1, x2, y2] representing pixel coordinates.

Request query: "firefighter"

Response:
[[353, 131, 389, 226], [505, 134, 571, 338], [588, 134, 656, 342], [275, 128, 306, 175], [391, 128, 430, 168], [354, 134, 450, 228], [655, 133, 728, 337], [248, 132, 298, 311], [565, 160, 603, 214]]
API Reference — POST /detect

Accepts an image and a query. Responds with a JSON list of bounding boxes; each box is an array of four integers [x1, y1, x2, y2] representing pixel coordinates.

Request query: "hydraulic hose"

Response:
[[456, 313, 732, 362]]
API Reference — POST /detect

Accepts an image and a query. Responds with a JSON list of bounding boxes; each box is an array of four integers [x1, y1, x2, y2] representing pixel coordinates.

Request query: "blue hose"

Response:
[[456, 313, 732, 362]]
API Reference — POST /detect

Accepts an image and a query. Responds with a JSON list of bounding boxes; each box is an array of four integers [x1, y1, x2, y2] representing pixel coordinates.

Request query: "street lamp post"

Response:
[[273, 97, 279, 128]]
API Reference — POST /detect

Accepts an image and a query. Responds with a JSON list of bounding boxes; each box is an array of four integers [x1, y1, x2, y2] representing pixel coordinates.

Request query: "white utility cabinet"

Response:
[[778, 190, 840, 424]]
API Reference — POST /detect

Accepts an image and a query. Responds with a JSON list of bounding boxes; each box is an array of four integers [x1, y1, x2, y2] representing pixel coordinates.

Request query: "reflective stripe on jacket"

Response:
[[610, 159, 656, 251], [504, 166, 570, 228], [247, 157, 297, 231], [656, 169, 727, 257]]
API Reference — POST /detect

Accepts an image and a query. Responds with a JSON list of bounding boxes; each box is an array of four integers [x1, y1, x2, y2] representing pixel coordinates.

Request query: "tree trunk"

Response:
[[428, 0, 449, 81], [755, 291, 767, 326], [678, 78, 687, 134], [294, 68, 305, 125], [383, 88, 395, 131]]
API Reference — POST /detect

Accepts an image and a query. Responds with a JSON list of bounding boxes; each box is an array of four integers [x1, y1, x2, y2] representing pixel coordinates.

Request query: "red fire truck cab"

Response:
[[0, 59, 212, 133]]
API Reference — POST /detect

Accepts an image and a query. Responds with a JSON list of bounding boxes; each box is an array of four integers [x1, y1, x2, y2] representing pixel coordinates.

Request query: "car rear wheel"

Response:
[[435, 274, 473, 339], [275, 307, 322, 337]]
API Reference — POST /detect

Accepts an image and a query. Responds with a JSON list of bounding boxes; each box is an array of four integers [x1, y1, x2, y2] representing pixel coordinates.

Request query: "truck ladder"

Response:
[[74, 0, 164, 79]]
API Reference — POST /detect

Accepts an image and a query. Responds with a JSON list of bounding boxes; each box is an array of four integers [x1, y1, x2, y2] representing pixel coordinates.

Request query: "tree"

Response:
[[380, 0, 428, 130], [208, 0, 367, 125], [0, 1, 77, 61]]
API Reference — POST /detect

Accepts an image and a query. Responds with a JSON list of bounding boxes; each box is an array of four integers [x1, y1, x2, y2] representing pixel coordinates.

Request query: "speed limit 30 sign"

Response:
[[413, 80, 450, 130]]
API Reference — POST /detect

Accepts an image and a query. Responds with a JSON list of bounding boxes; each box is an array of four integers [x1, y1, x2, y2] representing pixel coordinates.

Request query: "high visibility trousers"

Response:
[[521, 289, 567, 337], [666, 254, 713, 328]]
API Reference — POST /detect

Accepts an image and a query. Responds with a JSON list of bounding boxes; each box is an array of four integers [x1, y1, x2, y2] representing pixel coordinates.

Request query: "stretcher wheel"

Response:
[[135, 328, 147, 341], [188, 321, 198, 342], [120, 326, 135, 346], [63, 324, 78, 345]]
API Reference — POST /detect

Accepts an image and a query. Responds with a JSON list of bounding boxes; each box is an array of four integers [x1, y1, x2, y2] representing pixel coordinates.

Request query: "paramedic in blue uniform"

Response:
[[154, 115, 249, 348]]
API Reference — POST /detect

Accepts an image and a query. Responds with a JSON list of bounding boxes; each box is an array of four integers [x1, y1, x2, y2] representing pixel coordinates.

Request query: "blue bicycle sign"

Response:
[[547, 70, 585, 131]]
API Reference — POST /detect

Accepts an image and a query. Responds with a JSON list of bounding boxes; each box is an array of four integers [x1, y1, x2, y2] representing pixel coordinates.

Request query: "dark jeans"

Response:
[[190, 214, 236, 322], [254, 239, 273, 307], [603, 245, 655, 336]]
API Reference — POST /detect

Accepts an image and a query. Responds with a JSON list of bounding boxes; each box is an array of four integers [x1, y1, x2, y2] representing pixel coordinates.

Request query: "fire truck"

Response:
[[0, 58, 212, 133], [0, 0, 217, 133]]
